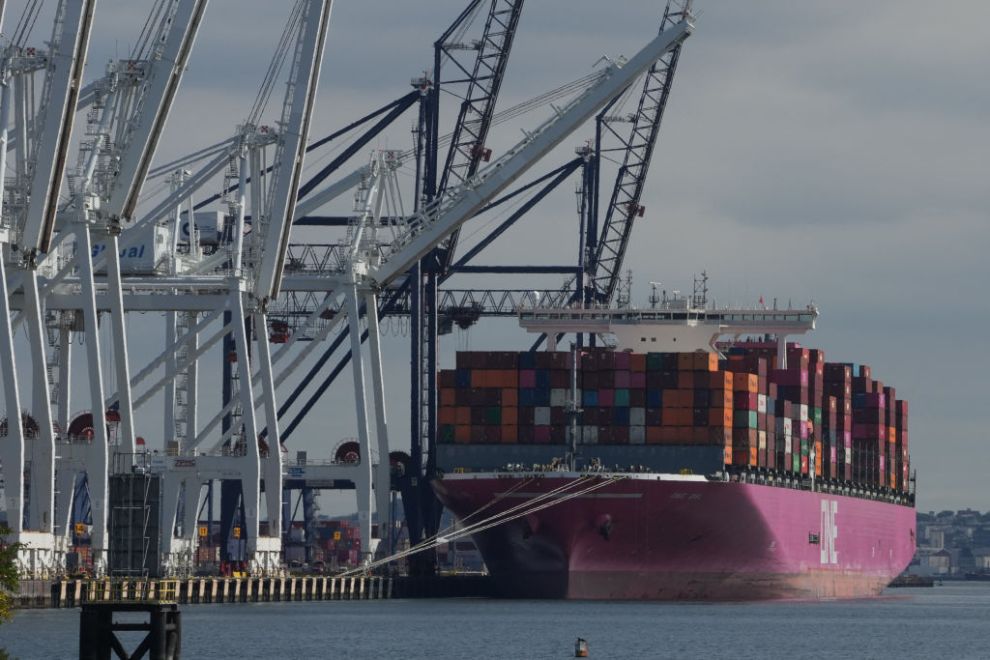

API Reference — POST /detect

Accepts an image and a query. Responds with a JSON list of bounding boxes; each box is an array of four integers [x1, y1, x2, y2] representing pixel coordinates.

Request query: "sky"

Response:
[[3, 0, 988, 517]]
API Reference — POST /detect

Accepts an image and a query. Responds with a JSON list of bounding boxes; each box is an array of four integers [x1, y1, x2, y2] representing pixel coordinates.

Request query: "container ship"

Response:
[[431, 290, 916, 600]]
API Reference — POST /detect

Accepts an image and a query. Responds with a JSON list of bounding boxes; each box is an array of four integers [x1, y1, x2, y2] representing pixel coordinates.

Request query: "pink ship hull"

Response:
[[432, 474, 917, 600]]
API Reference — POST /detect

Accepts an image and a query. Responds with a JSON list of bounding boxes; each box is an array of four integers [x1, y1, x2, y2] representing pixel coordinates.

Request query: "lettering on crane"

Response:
[[91, 243, 146, 259], [820, 499, 838, 565]]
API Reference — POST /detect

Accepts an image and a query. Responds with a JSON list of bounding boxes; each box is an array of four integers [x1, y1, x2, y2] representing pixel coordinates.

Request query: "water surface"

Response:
[[2, 583, 987, 659]]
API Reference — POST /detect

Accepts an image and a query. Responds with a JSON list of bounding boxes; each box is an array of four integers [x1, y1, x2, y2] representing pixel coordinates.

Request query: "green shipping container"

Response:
[[440, 425, 455, 443], [615, 389, 630, 407], [485, 407, 501, 425], [813, 407, 823, 426], [646, 353, 663, 371]]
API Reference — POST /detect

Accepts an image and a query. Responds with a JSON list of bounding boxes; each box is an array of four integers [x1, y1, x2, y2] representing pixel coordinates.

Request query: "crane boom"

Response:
[[590, 0, 692, 303], [20, 0, 95, 255], [104, 0, 209, 222], [436, 0, 526, 272], [370, 17, 693, 288], [254, 0, 333, 302]]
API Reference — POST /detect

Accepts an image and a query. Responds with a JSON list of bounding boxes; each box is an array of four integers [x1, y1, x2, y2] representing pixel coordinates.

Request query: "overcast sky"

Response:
[[5, 0, 988, 516]]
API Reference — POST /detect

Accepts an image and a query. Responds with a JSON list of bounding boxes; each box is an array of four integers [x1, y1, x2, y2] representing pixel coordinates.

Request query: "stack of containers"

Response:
[[823, 364, 854, 481], [437, 344, 909, 493], [805, 348, 825, 478], [895, 400, 909, 490], [851, 366, 886, 487], [883, 385, 897, 488], [772, 347, 810, 475], [723, 354, 770, 469]]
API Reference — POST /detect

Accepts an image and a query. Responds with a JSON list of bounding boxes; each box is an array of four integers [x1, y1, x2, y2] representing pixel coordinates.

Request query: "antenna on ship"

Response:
[[692, 271, 709, 308], [617, 270, 633, 308], [648, 281, 661, 309]]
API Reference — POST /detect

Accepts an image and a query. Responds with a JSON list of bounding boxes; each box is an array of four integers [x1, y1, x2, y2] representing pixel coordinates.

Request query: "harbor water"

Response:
[[2, 583, 988, 659]]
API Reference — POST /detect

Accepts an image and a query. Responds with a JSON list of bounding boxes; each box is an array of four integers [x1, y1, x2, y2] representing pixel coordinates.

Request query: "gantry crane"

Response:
[[0, 0, 97, 575]]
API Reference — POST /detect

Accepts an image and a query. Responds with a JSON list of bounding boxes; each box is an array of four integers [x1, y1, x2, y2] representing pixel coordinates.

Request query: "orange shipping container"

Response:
[[501, 425, 518, 443], [501, 407, 519, 425], [677, 353, 694, 371], [455, 407, 471, 425], [724, 445, 734, 465], [709, 407, 733, 428], [749, 447, 758, 467], [439, 407, 457, 425], [663, 408, 693, 426], [499, 370, 518, 388], [710, 390, 733, 409], [663, 389, 692, 408], [455, 425, 471, 443], [677, 371, 695, 389], [630, 354, 647, 372], [710, 371, 734, 389], [440, 388, 456, 407], [502, 388, 518, 406], [733, 373, 758, 393], [694, 352, 718, 372], [646, 426, 664, 444], [470, 370, 488, 388]]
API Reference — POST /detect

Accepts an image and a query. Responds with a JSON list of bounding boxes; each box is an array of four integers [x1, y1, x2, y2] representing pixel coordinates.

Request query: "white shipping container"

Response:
[[550, 389, 569, 407], [630, 426, 645, 445], [534, 407, 551, 426], [178, 210, 225, 246], [630, 407, 645, 426], [582, 426, 598, 444], [799, 404, 809, 422], [91, 224, 170, 275], [758, 394, 767, 414], [758, 430, 767, 450]]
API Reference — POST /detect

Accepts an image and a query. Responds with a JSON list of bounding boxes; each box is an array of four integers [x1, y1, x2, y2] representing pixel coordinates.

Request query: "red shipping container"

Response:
[[598, 389, 615, 406], [519, 370, 536, 388], [771, 369, 808, 387]]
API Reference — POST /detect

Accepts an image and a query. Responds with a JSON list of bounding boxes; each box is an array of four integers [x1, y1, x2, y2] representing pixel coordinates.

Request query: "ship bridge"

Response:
[[518, 301, 818, 366]]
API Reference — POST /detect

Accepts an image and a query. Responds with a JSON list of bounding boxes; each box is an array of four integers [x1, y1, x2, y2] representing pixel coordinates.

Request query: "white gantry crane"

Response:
[[51, 0, 331, 576], [0, 0, 97, 577]]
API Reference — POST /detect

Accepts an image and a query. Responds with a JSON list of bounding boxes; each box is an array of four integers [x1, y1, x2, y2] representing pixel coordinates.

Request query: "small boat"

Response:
[[575, 638, 589, 657]]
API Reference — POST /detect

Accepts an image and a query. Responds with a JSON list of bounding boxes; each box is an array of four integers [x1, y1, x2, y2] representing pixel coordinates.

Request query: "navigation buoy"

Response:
[[575, 637, 589, 657]]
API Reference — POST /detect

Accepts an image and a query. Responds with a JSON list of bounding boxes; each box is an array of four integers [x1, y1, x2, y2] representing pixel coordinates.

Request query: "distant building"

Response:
[[972, 548, 990, 572], [926, 549, 951, 575]]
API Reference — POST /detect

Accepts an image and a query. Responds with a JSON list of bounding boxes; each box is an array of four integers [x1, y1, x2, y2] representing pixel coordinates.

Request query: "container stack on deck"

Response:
[[438, 343, 910, 491]]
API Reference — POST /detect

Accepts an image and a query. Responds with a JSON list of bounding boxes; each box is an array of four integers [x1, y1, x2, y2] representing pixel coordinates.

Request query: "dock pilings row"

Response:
[[12, 575, 393, 608]]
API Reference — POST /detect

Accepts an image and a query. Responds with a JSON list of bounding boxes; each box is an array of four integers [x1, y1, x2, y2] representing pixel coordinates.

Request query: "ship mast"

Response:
[[566, 342, 582, 471]]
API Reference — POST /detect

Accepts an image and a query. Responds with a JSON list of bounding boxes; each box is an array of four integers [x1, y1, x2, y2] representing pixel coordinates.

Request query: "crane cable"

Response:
[[345, 475, 624, 577], [341, 474, 625, 577], [12, 0, 44, 48], [342, 475, 592, 577], [247, 0, 305, 126]]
